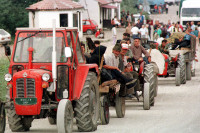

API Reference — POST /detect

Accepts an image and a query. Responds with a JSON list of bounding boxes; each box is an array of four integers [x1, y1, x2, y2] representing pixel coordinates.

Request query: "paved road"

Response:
[[5, 5, 200, 133]]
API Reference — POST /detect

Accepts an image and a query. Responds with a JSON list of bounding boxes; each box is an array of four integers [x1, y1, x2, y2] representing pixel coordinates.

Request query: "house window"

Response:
[[73, 13, 78, 27], [60, 14, 68, 27]]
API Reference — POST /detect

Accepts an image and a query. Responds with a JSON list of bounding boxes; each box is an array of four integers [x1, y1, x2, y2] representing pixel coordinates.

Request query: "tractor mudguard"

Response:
[[139, 62, 145, 75], [158, 54, 169, 76], [72, 64, 98, 100]]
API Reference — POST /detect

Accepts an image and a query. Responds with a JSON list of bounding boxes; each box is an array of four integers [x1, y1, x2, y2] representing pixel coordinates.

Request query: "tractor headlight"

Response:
[[42, 73, 50, 81], [5, 74, 12, 82]]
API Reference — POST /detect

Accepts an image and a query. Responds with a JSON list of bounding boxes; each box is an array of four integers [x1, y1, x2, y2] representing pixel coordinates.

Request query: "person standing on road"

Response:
[[191, 21, 195, 31], [112, 24, 117, 45], [165, 3, 169, 14], [125, 22, 132, 36], [140, 25, 148, 44], [139, 12, 144, 25], [131, 23, 140, 39]]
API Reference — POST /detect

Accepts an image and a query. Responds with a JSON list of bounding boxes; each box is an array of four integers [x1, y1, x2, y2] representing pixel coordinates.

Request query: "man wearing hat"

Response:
[[130, 37, 151, 64]]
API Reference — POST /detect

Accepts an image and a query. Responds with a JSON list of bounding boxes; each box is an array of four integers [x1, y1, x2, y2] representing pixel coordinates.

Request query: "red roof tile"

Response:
[[26, 0, 84, 11], [96, 0, 111, 5]]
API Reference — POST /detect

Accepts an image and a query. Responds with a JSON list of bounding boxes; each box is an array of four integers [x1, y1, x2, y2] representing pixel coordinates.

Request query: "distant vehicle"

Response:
[[82, 20, 98, 35], [0, 29, 11, 44], [180, 0, 200, 30]]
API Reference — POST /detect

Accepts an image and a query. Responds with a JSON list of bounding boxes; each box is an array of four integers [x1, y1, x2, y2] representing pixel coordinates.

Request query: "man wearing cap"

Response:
[[130, 37, 151, 64], [119, 43, 140, 99]]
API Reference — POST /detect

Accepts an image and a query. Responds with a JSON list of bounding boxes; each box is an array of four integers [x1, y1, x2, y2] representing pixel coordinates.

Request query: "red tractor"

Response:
[[3, 27, 100, 133]]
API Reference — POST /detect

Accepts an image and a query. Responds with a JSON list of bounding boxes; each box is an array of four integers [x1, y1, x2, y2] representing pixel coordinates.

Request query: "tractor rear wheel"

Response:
[[186, 62, 191, 80], [115, 92, 125, 118], [177, 55, 186, 84], [74, 72, 100, 132], [57, 99, 73, 133], [0, 102, 6, 133], [143, 64, 155, 110], [100, 95, 110, 125], [175, 68, 181, 86], [7, 107, 33, 132], [154, 75, 158, 97]]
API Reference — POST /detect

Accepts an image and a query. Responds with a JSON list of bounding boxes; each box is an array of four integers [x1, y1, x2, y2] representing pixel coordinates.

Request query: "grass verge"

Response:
[[0, 58, 9, 101]]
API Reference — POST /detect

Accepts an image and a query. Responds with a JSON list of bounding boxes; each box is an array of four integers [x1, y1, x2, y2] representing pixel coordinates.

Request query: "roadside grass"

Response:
[[0, 58, 9, 101]]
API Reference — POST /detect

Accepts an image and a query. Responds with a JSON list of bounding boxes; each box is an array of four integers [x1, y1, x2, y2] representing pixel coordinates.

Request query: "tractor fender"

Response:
[[139, 62, 145, 75], [72, 64, 99, 100]]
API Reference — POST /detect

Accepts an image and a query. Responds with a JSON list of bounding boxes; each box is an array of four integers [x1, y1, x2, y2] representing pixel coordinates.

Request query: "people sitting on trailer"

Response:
[[130, 37, 151, 64], [118, 43, 140, 99], [158, 40, 170, 54], [87, 45, 137, 97], [172, 27, 196, 50]]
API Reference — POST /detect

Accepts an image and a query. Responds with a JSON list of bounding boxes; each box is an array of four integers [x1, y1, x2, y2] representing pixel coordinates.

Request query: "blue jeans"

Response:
[[132, 34, 138, 39]]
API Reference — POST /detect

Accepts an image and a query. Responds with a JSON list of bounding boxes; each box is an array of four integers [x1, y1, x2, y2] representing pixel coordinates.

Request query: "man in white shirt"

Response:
[[191, 21, 195, 31], [112, 24, 117, 45], [131, 23, 140, 39]]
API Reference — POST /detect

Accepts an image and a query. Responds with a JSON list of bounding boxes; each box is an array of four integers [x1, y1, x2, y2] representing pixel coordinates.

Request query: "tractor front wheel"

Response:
[[74, 72, 100, 132], [0, 102, 6, 133], [7, 107, 33, 132], [100, 95, 110, 125], [57, 99, 73, 133], [48, 117, 56, 125]]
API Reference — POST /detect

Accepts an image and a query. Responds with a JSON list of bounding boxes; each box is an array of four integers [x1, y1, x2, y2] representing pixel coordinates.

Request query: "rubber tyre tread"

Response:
[[57, 99, 73, 133], [100, 96, 110, 125], [74, 72, 100, 132], [177, 55, 186, 84], [175, 68, 181, 86], [115, 92, 125, 118], [0, 103, 6, 133], [186, 62, 192, 80], [7, 108, 32, 132], [48, 117, 56, 125], [144, 64, 156, 108]]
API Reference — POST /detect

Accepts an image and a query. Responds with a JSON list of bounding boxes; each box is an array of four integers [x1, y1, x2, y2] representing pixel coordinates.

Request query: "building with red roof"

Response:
[[26, 0, 84, 37], [79, 0, 122, 29]]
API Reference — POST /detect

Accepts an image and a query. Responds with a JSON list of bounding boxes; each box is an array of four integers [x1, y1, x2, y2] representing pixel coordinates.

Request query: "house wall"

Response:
[[28, 10, 83, 37], [79, 0, 102, 28]]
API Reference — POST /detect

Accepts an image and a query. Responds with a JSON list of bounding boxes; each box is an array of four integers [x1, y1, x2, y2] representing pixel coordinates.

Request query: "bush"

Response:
[[0, 58, 9, 101]]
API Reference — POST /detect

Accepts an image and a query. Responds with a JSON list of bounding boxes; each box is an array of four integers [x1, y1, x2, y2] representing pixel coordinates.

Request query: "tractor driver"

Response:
[[130, 37, 151, 64]]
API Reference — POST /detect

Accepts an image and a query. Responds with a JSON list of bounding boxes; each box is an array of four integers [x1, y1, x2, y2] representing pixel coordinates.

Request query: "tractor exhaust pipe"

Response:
[[52, 19, 57, 92]]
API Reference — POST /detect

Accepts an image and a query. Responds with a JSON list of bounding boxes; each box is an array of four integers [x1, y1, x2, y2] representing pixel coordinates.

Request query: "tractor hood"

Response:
[[12, 69, 52, 115]]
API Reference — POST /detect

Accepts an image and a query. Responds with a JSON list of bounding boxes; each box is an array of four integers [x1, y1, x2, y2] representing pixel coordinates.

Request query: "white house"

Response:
[[79, 0, 122, 29], [26, 0, 84, 37]]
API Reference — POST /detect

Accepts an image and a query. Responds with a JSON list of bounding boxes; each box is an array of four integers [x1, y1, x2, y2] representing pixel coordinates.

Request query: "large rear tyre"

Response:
[[186, 62, 191, 80], [191, 60, 195, 77], [100, 96, 110, 125], [175, 68, 181, 86], [74, 72, 100, 132], [177, 55, 186, 84], [115, 92, 125, 118], [7, 107, 33, 132], [57, 99, 73, 133], [144, 64, 155, 109], [154, 75, 158, 97], [0, 103, 6, 133]]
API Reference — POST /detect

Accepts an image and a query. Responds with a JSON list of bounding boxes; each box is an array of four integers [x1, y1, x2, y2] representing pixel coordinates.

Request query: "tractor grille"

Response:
[[16, 78, 25, 98], [16, 78, 35, 98], [26, 78, 35, 97]]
